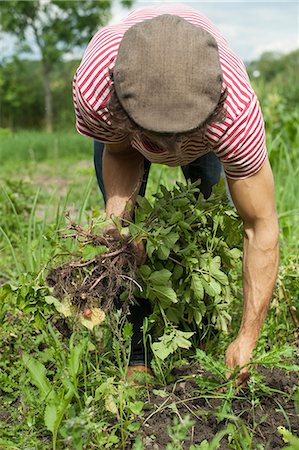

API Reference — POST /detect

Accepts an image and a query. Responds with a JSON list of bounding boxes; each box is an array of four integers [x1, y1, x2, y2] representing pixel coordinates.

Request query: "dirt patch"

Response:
[[137, 364, 298, 449]]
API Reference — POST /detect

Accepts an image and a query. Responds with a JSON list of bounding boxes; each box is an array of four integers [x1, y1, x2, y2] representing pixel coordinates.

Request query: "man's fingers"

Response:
[[102, 224, 120, 237], [131, 239, 147, 266]]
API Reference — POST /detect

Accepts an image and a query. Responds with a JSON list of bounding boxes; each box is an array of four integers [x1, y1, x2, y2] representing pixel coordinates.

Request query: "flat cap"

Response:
[[113, 14, 223, 133]]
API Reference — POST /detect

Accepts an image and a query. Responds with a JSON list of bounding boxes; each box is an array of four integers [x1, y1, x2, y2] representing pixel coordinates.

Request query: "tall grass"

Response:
[[0, 130, 91, 164], [263, 99, 299, 259]]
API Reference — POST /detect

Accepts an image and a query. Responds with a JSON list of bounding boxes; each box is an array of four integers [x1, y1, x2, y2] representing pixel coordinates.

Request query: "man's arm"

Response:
[[225, 158, 279, 383], [102, 139, 144, 221]]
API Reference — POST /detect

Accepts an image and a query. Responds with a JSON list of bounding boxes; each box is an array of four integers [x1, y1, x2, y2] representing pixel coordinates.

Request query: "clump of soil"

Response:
[[46, 219, 139, 320], [137, 364, 298, 449]]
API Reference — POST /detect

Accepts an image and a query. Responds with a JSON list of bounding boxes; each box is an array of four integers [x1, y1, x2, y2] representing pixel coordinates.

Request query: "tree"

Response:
[[0, 58, 44, 129], [0, 0, 133, 132], [247, 49, 299, 107]]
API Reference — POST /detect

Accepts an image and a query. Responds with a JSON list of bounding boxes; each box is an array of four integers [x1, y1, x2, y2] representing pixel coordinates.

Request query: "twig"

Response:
[[69, 258, 97, 268], [119, 275, 143, 292], [89, 273, 107, 292], [169, 256, 184, 267], [142, 397, 171, 426], [102, 247, 126, 260], [65, 214, 111, 246]]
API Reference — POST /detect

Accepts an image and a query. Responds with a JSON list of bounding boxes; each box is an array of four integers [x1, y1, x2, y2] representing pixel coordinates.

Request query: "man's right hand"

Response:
[[99, 140, 146, 265], [103, 141, 144, 221]]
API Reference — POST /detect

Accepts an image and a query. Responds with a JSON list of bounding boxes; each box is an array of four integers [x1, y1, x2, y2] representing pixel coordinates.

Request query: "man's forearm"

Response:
[[239, 217, 279, 340], [102, 145, 144, 221]]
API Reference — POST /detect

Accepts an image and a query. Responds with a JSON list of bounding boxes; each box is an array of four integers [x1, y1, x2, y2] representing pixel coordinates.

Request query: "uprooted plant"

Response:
[[46, 214, 143, 330], [44, 182, 243, 365]]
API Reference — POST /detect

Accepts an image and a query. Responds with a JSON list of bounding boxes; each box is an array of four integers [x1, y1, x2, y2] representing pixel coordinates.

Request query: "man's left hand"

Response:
[[225, 334, 257, 387]]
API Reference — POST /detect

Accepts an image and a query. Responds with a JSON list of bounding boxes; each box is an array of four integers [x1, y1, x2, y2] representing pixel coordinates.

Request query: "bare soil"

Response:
[[137, 364, 298, 449]]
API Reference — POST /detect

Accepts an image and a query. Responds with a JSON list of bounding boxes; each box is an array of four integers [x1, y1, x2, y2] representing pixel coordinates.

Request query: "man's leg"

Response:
[[181, 152, 221, 199], [94, 141, 152, 367]]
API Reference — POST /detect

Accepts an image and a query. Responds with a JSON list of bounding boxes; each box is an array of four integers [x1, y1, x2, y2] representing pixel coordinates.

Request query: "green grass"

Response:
[[0, 97, 298, 448], [0, 130, 91, 164]]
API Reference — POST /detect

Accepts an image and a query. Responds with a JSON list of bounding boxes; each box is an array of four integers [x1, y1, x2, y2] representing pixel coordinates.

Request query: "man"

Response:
[[73, 4, 279, 384]]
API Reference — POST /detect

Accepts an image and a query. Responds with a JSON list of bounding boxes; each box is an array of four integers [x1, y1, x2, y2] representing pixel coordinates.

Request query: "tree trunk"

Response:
[[42, 61, 53, 132]]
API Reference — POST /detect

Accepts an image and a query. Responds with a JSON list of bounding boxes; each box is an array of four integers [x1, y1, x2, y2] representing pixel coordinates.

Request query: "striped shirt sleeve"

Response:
[[213, 94, 268, 179], [72, 74, 128, 143]]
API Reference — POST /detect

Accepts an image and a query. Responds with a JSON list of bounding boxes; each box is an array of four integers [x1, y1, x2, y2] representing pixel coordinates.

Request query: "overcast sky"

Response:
[[1, 1, 298, 63]]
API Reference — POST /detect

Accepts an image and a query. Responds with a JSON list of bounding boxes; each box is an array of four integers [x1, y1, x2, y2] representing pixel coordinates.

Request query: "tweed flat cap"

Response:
[[113, 14, 223, 134]]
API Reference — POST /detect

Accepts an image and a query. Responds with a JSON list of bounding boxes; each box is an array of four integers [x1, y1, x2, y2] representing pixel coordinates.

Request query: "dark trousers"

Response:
[[94, 141, 221, 365]]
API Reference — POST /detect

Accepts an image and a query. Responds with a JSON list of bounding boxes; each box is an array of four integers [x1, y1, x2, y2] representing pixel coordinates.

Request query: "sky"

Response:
[[1, 0, 298, 63], [109, 0, 299, 61]]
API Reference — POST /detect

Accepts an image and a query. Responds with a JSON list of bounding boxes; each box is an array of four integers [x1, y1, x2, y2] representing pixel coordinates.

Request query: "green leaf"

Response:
[[44, 402, 57, 433], [95, 378, 116, 401], [152, 389, 169, 398], [137, 196, 152, 214], [166, 306, 181, 323], [44, 295, 69, 315], [149, 269, 172, 285], [252, 345, 298, 369], [123, 322, 133, 341], [173, 198, 189, 207], [172, 264, 184, 280], [23, 354, 54, 401], [139, 264, 151, 278], [202, 278, 221, 297], [193, 309, 203, 327], [163, 231, 180, 248], [127, 422, 140, 432], [128, 401, 144, 416], [157, 245, 170, 260], [146, 240, 156, 258], [195, 349, 226, 379], [212, 270, 228, 285], [153, 328, 194, 360], [278, 426, 299, 447], [174, 330, 194, 349], [210, 256, 221, 272], [68, 342, 85, 378], [82, 244, 107, 261], [151, 286, 177, 304], [228, 248, 242, 259], [191, 274, 204, 300], [179, 220, 192, 230], [132, 435, 144, 450], [169, 211, 182, 224], [152, 340, 173, 360]]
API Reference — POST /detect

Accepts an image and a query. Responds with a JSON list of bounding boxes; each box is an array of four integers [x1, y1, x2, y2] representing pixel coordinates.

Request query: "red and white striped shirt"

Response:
[[73, 3, 267, 179]]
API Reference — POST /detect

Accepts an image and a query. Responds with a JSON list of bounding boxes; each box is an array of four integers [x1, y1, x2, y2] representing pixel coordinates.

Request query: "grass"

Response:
[[0, 94, 298, 448], [0, 129, 91, 163]]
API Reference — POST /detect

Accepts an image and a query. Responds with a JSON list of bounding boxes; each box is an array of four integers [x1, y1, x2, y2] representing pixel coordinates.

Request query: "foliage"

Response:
[[247, 50, 299, 108], [130, 182, 242, 362], [278, 426, 299, 449], [0, 57, 43, 128], [0, 0, 133, 62], [0, 272, 58, 327], [0, 0, 133, 130], [0, 58, 77, 129]]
